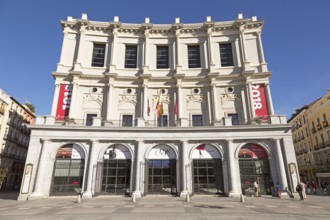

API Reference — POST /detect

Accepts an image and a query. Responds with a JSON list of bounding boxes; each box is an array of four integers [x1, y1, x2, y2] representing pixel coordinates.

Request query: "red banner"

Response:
[[56, 84, 73, 120], [251, 84, 269, 119]]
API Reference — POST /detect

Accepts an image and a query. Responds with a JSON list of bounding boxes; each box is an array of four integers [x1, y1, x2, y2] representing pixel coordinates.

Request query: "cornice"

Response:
[[60, 18, 264, 36]]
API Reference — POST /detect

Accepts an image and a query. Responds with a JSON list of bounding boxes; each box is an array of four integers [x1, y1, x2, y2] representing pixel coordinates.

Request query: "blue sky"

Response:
[[0, 0, 329, 119]]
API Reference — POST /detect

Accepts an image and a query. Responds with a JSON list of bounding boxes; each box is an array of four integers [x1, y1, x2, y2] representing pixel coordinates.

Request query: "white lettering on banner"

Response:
[[62, 85, 73, 110], [251, 85, 262, 110]]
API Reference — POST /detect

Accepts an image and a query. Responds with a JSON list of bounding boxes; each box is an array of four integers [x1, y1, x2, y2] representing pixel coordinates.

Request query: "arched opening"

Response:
[[145, 145, 177, 195], [50, 144, 85, 195], [192, 144, 224, 195], [101, 144, 131, 196], [238, 143, 271, 195]]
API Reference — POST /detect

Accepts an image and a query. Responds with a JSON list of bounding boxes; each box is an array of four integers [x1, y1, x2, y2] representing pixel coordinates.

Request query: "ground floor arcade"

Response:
[[18, 132, 298, 200]]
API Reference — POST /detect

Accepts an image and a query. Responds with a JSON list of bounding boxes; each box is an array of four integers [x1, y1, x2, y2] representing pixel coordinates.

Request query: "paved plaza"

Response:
[[0, 193, 329, 220]]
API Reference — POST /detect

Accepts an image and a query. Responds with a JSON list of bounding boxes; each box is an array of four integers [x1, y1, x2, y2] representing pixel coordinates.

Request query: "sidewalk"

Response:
[[0, 193, 329, 220]]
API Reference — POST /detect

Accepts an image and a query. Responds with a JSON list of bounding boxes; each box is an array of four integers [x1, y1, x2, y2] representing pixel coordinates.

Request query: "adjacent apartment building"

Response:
[[0, 89, 35, 192], [288, 89, 330, 185], [18, 14, 297, 200]]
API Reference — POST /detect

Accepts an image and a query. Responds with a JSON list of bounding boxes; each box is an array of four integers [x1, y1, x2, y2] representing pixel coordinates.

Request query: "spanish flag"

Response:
[[155, 93, 163, 117]]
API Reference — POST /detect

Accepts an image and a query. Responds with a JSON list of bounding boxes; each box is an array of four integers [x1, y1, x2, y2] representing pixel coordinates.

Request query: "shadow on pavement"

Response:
[[0, 192, 19, 200]]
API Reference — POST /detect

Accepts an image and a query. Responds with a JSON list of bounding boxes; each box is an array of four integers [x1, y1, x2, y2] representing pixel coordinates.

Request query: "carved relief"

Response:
[[186, 94, 203, 105], [119, 95, 137, 104], [83, 93, 103, 104], [220, 91, 240, 105]]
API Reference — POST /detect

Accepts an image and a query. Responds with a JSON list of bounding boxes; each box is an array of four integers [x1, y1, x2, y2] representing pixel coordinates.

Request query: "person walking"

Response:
[[253, 180, 259, 197], [276, 181, 281, 198], [300, 181, 307, 199], [296, 182, 303, 200], [312, 181, 317, 195]]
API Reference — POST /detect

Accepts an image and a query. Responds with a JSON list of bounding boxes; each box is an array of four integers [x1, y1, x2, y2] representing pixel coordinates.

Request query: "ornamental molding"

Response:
[[220, 92, 239, 105], [61, 19, 263, 36], [119, 95, 137, 104], [83, 93, 103, 105], [186, 94, 203, 105]]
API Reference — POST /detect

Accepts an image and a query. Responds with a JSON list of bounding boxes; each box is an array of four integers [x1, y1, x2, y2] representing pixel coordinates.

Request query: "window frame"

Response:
[[122, 115, 133, 127], [124, 45, 138, 68], [91, 43, 106, 67], [192, 115, 203, 127], [219, 43, 234, 67], [156, 46, 169, 69], [188, 45, 201, 68], [157, 115, 168, 127]]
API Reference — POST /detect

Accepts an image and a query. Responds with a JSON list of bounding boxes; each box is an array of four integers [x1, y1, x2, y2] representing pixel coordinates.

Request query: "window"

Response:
[[86, 114, 97, 126], [125, 45, 137, 68], [192, 115, 203, 126], [157, 46, 169, 69], [91, 44, 106, 67], [122, 115, 133, 127], [157, 115, 168, 127], [219, 43, 234, 67], [228, 113, 239, 125], [188, 45, 201, 68]]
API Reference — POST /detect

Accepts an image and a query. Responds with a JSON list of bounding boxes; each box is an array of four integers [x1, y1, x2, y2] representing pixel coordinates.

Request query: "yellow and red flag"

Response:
[[155, 93, 163, 117]]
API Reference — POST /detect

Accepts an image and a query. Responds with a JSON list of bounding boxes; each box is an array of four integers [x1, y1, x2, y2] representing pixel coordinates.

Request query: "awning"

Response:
[[316, 173, 330, 177]]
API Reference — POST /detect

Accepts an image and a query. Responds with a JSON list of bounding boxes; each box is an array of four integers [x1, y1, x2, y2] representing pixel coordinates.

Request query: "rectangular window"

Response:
[[157, 115, 168, 127], [192, 115, 203, 126], [188, 45, 201, 68], [125, 45, 137, 68], [228, 113, 239, 125], [86, 114, 97, 126], [157, 46, 169, 69], [91, 44, 106, 67], [219, 43, 234, 67], [122, 115, 133, 127]]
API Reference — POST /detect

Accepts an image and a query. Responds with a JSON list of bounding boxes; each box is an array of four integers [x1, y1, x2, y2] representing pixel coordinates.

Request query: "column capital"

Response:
[[40, 139, 51, 144], [90, 139, 99, 144], [180, 140, 188, 144]]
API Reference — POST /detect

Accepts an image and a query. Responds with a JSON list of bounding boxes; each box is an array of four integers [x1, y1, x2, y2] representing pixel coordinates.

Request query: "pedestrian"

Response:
[[268, 179, 274, 196], [253, 180, 259, 197], [276, 181, 281, 198], [312, 181, 317, 195], [324, 182, 329, 195], [306, 182, 311, 194], [300, 181, 307, 199], [296, 182, 303, 200]]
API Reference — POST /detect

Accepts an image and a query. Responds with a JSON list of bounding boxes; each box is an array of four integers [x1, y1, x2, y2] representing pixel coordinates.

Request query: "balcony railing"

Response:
[[36, 115, 289, 127]]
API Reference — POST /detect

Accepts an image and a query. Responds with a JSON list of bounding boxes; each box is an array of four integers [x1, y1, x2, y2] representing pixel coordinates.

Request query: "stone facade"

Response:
[[18, 14, 296, 200]]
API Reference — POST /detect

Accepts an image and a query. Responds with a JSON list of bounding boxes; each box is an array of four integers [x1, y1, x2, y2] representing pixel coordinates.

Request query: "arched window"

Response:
[[51, 144, 85, 195]]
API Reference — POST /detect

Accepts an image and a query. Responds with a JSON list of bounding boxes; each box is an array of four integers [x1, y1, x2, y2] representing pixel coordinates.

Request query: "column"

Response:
[[265, 83, 275, 115], [50, 83, 60, 116], [227, 139, 241, 197], [256, 31, 268, 72], [143, 85, 148, 119], [274, 138, 288, 190], [239, 26, 250, 70], [240, 88, 248, 124], [74, 25, 86, 70], [133, 140, 142, 198], [106, 82, 114, 121], [246, 83, 255, 119], [180, 140, 188, 198], [83, 140, 98, 198], [207, 28, 214, 68], [143, 29, 150, 70], [211, 84, 219, 122], [109, 27, 118, 71], [68, 80, 78, 118], [29, 139, 50, 199], [175, 29, 181, 68], [177, 85, 182, 119]]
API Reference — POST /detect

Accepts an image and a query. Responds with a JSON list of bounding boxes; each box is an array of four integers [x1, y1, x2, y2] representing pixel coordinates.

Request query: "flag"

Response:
[[155, 93, 163, 117], [174, 96, 178, 118], [147, 98, 150, 116]]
